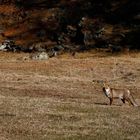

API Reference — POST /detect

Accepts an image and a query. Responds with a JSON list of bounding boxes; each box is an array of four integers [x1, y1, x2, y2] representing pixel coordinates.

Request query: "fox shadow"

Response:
[[0, 113, 16, 117], [94, 102, 122, 106]]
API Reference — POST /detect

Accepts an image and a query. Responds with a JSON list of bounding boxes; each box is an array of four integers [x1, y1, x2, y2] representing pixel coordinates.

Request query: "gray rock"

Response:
[[30, 52, 49, 60], [0, 44, 7, 51]]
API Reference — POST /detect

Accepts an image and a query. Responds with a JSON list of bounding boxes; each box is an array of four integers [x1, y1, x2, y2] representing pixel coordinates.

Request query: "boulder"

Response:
[[30, 52, 49, 60]]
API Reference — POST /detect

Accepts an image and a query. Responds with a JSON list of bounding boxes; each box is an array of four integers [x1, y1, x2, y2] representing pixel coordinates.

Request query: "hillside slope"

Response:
[[0, 0, 139, 51]]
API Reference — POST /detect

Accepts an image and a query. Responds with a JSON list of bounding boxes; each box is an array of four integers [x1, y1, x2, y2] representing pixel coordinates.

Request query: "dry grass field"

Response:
[[0, 51, 140, 140]]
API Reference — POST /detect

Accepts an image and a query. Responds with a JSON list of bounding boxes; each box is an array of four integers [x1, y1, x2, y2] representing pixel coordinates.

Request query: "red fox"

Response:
[[103, 83, 138, 106]]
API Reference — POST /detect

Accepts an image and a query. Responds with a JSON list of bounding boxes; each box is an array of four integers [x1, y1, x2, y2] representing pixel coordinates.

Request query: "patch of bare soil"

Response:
[[0, 52, 140, 140]]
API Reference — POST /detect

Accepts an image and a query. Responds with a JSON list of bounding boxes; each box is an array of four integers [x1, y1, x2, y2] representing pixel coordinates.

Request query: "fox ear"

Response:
[[105, 79, 108, 84], [103, 82, 106, 87], [92, 80, 102, 84], [92, 80, 97, 83], [103, 81, 110, 87], [104, 79, 109, 86]]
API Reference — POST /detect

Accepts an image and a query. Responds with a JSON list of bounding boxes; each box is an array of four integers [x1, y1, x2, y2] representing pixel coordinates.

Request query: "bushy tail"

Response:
[[129, 94, 139, 107]]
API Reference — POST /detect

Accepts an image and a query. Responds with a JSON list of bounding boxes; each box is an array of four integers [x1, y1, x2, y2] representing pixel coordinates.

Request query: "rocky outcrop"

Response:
[[0, 0, 139, 53]]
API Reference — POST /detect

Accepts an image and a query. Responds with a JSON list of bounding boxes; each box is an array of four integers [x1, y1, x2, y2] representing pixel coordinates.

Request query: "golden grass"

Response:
[[0, 52, 140, 139]]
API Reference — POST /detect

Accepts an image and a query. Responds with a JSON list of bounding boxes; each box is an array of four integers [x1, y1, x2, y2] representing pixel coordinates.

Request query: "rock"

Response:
[[0, 44, 7, 51], [30, 52, 49, 60], [0, 40, 22, 52]]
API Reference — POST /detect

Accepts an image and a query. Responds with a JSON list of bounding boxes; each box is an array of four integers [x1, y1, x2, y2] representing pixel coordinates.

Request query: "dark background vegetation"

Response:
[[0, 0, 139, 52]]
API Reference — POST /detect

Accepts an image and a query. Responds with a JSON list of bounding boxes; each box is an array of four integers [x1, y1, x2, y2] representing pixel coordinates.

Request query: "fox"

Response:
[[102, 83, 138, 106]]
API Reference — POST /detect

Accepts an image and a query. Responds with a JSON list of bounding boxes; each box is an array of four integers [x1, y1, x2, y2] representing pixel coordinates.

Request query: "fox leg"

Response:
[[121, 99, 125, 104], [129, 95, 138, 106], [109, 98, 113, 105], [129, 98, 137, 106], [126, 98, 133, 106]]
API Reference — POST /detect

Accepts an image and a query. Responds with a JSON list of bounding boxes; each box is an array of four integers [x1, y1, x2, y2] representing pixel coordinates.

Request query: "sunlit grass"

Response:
[[0, 52, 139, 139]]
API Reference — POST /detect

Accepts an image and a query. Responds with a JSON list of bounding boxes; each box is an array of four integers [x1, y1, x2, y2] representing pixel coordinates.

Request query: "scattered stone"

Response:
[[30, 52, 49, 60], [0, 40, 22, 52], [0, 43, 7, 51]]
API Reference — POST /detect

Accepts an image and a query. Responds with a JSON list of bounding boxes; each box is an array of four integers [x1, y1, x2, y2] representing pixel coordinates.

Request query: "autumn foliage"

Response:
[[0, 0, 139, 51]]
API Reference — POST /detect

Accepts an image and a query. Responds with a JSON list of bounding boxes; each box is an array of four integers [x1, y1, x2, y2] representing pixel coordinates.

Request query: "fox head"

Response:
[[102, 82, 110, 89], [92, 80, 111, 97], [92, 80, 110, 89]]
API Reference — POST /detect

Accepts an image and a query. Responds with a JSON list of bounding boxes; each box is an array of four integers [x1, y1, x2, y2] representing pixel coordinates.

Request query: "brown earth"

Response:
[[0, 51, 140, 139]]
